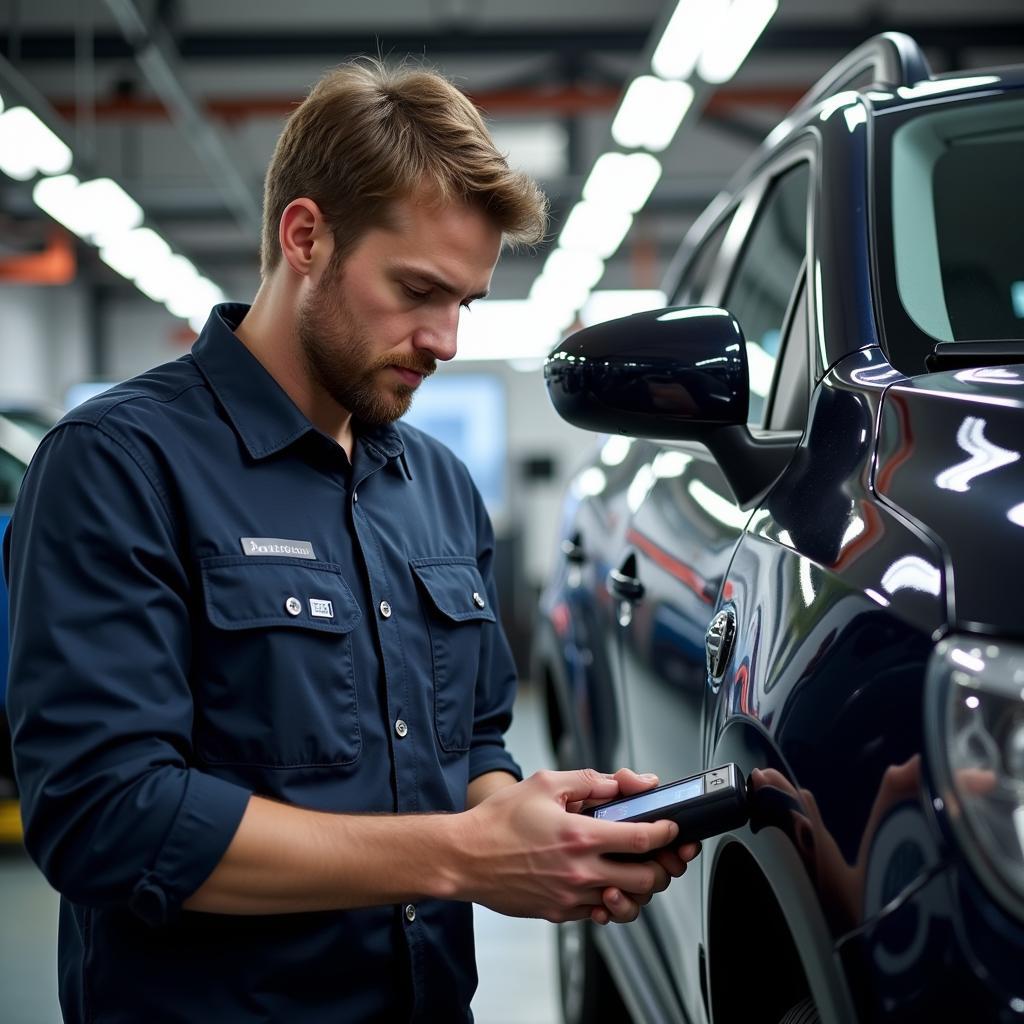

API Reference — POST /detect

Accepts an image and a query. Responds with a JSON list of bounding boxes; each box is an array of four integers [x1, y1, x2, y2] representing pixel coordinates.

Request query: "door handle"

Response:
[[607, 553, 644, 602], [561, 532, 586, 565]]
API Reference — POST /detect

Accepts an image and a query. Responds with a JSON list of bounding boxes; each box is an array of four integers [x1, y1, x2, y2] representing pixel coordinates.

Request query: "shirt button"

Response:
[[405, 904, 416, 923], [472, 591, 486, 609], [395, 719, 408, 739], [284, 597, 302, 616], [379, 600, 392, 619]]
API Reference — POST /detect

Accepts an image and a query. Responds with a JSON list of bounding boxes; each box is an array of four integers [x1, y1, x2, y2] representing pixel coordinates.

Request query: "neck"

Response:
[[233, 271, 355, 456]]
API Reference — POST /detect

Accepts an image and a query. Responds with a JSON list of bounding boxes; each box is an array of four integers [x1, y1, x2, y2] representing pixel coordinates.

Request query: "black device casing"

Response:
[[583, 764, 748, 848]]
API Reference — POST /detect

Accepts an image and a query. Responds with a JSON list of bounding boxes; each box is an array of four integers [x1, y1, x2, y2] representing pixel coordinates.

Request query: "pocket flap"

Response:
[[200, 556, 362, 633], [410, 558, 497, 624]]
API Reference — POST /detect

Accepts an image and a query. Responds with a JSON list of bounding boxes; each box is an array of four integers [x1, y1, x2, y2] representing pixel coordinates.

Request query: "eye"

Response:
[[402, 284, 429, 302]]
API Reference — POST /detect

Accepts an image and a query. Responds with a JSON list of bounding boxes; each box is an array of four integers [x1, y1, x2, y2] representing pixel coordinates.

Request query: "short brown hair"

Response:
[[260, 58, 549, 278]]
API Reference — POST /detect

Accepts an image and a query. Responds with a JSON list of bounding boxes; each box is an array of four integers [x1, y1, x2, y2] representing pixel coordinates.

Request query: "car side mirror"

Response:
[[544, 306, 799, 508]]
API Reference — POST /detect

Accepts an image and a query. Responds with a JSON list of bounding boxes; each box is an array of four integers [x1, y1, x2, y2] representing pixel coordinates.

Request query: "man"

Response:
[[4, 60, 699, 1022]]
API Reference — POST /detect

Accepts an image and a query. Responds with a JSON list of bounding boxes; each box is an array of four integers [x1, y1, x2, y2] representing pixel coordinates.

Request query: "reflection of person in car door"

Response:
[[750, 758, 995, 932]]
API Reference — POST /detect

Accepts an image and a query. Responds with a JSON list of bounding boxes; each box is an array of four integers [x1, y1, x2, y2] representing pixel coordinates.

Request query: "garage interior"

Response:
[[2, 1, 1024, 1022]]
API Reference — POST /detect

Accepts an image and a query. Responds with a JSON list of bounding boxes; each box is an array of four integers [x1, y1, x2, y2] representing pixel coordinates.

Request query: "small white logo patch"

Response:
[[309, 598, 334, 619]]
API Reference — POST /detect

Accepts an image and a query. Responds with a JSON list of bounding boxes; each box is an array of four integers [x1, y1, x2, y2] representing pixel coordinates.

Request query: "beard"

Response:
[[296, 269, 436, 426]]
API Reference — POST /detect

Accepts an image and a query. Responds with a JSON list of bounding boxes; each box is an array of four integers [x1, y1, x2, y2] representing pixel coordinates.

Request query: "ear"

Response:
[[278, 198, 334, 278]]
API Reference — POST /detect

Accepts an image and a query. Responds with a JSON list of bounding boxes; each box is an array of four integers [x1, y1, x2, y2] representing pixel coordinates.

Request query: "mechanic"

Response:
[[3, 60, 700, 1022]]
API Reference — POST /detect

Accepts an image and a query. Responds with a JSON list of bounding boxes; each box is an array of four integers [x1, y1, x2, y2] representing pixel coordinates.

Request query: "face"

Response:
[[296, 195, 502, 425]]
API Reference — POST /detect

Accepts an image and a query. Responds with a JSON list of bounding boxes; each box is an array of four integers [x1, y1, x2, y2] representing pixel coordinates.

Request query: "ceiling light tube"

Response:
[[611, 77, 695, 152], [583, 152, 663, 214], [697, 0, 778, 84], [652, 0, 727, 81], [0, 105, 72, 179], [559, 200, 634, 260]]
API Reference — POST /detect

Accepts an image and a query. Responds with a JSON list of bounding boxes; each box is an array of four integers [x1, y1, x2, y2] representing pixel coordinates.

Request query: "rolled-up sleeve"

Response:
[[467, 485, 523, 784], [3, 422, 250, 924]]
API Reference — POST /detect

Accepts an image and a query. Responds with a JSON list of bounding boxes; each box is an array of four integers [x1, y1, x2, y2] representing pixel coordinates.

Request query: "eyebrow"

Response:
[[398, 266, 489, 303]]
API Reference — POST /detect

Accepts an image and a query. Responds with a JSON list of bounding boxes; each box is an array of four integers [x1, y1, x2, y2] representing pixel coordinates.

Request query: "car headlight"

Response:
[[927, 637, 1024, 919]]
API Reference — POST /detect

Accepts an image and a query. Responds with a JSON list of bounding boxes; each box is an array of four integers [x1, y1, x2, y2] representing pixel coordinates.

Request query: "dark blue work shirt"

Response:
[[3, 303, 521, 1023]]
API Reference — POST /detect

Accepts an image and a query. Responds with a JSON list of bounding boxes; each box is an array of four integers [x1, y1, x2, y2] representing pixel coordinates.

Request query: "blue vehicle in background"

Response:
[[0, 415, 36, 842]]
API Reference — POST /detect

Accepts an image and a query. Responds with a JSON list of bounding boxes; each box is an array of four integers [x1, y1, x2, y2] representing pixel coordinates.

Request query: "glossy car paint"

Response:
[[536, 53, 1024, 1024]]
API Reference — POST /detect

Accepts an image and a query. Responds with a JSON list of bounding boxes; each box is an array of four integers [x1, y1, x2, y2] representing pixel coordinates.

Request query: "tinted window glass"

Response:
[[885, 95, 1024, 371], [673, 211, 735, 305], [723, 163, 811, 425]]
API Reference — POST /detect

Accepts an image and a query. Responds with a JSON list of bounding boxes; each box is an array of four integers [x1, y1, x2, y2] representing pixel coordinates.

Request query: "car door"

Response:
[[608, 149, 815, 1023]]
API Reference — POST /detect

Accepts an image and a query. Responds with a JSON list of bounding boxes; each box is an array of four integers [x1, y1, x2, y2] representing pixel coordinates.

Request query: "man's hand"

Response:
[[454, 768, 700, 925], [585, 768, 701, 926]]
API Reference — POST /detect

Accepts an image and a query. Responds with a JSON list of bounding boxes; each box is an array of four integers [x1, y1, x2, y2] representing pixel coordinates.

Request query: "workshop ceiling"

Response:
[[2, 0, 1024, 304]]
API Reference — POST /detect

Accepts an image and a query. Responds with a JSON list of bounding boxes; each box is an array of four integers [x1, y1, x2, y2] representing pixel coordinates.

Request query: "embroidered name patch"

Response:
[[240, 537, 316, 559], [309, 598, 334, 618]]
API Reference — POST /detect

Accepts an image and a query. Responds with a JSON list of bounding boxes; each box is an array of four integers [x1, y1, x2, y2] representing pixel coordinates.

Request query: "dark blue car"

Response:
[[535, 33, 1024, 1024]]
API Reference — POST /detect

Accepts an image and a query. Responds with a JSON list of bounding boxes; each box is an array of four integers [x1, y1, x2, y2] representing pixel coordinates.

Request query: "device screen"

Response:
[[593, 776, 704, 821]]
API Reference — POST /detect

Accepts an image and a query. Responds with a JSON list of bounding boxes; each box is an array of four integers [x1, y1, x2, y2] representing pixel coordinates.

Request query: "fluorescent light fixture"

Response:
[[652, 450, 693, 478], [0, 105, 72, 179], [583, 152, 663, 213], [73, 178, 144, 244], [97, 226, 172, 282], [600, 435, 633, 466], [34, 174, 144, 245], [581, 289, 667, 327], [543, 248, 606, 294], [454, 299, 563, 361], [652, 0, 726, 80], [697, 0, 778, 85], [611, 77, 695, 152], [575, 467, 608, 498], [529, 273, 589, 328], [559, 200, 634, 260]]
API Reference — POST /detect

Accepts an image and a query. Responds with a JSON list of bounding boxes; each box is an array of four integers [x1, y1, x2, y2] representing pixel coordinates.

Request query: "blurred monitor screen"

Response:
[[402, 374, 506, 518]]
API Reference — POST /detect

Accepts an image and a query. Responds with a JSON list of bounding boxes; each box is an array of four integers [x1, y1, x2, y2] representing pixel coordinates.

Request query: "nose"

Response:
[[412, 305, 460, 362]]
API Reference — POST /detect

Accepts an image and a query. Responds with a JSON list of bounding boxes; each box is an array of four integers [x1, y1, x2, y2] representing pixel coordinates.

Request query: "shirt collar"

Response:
[[192, 303, 405, 464]]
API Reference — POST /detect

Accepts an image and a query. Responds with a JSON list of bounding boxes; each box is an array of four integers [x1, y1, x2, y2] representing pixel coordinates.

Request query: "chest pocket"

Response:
[[411, 557, 496, 753], [197, 555, 362, 768]]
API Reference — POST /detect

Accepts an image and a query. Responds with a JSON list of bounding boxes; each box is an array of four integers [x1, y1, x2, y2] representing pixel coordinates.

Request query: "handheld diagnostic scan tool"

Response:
[[584, 764, 748, 852]]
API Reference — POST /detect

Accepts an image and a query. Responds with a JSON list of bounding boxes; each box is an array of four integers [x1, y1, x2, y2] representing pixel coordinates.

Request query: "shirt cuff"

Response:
[[129, 770, 251, 926], [468, 745, 523, 785]]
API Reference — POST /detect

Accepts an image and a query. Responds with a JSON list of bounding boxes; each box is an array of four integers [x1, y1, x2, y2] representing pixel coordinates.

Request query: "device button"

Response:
[[706, 768, 730, 790]]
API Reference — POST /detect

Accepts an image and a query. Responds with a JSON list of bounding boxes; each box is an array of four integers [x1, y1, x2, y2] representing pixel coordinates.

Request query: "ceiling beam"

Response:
[[4, 21, 1024, 62], [101, 0, 262, 238]]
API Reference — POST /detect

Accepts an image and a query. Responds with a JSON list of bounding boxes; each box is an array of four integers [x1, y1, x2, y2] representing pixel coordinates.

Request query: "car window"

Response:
[[0, 447, 27, 507], [723, 162, 811, 426], [765, 277, 809, 432], [672, 210, 736, 306]]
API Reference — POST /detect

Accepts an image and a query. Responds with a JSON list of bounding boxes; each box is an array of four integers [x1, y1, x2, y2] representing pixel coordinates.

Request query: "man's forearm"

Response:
[[183, 795, 465, 915]]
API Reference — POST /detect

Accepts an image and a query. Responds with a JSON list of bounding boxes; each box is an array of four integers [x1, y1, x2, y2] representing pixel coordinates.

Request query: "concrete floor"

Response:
[[0, 684, 560, 1024]]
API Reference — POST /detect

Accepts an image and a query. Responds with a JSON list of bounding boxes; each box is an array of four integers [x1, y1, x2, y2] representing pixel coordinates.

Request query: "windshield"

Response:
[[875, 92, 1024, 374]]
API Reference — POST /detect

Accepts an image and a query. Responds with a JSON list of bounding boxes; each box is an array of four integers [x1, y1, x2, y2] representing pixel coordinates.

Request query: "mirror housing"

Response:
[[544, 306, 799, 508]]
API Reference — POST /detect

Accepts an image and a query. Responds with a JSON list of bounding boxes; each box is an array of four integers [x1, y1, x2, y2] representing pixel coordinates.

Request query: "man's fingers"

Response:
[[601, 887, 642, 924], [610, 768, 660, 796], [588, 817, 679, 856], [544, 768, 620, 807]]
